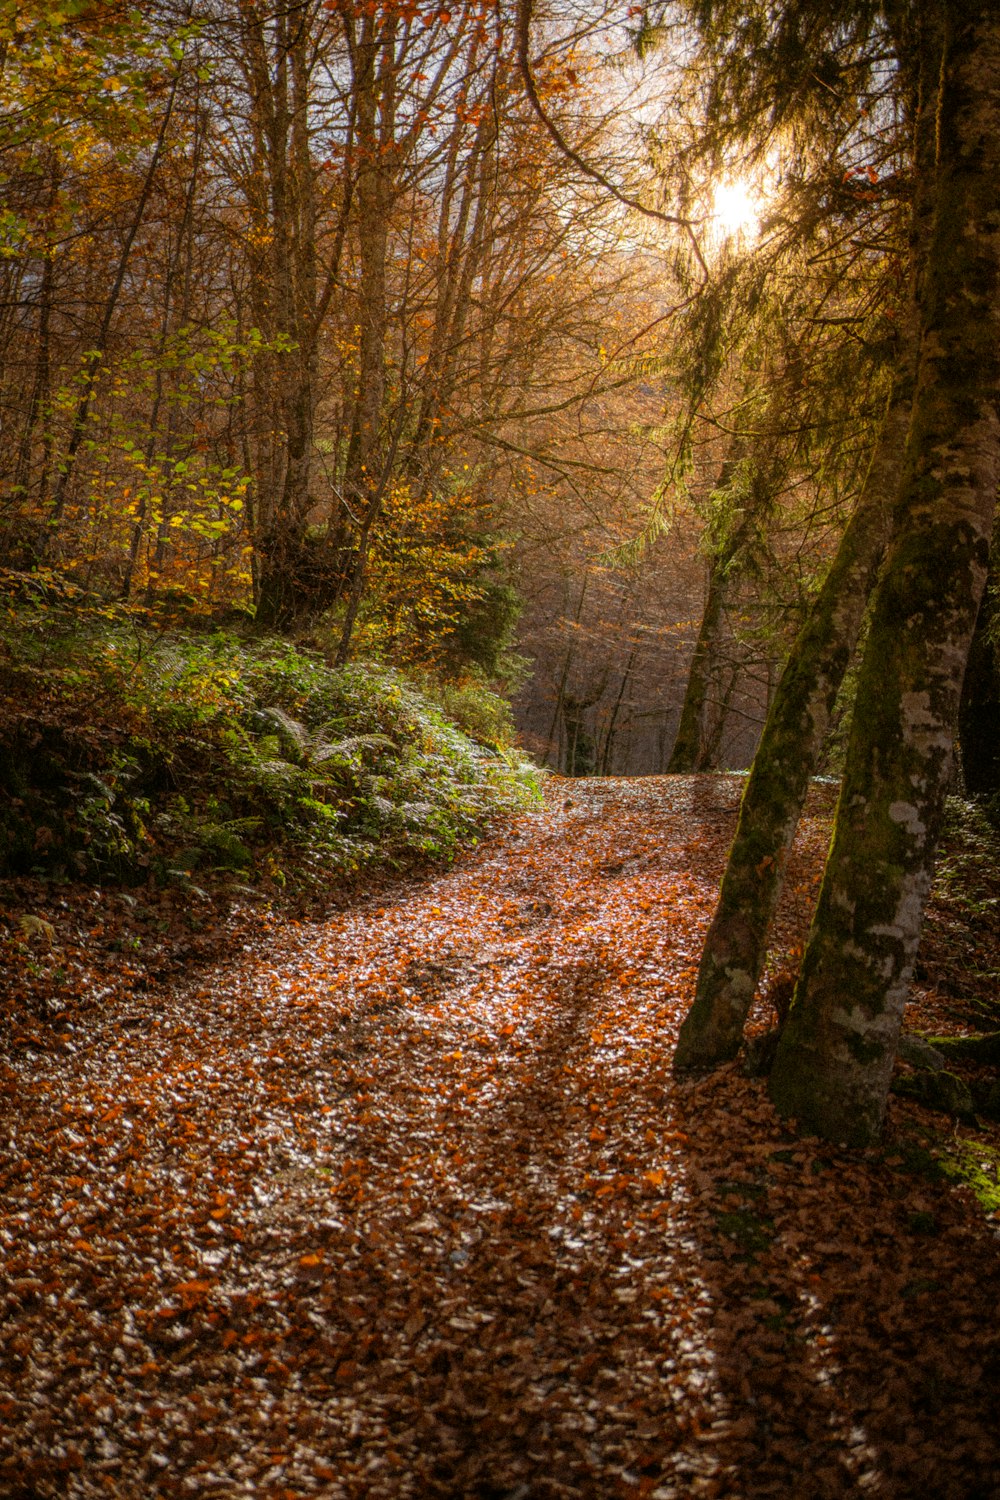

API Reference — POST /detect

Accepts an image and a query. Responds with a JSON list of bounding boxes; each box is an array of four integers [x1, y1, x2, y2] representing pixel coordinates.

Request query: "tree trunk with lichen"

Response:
[[769, 0, 1000, 1146], [673, 391, 907, 1071]]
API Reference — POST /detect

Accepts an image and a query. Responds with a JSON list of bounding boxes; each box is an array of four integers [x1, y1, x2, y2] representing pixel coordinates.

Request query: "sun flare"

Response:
[[711, 177, 760, 239]]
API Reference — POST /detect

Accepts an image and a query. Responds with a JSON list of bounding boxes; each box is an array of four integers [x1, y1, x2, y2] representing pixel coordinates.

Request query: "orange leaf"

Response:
[[175, 1278, 212, 1297]]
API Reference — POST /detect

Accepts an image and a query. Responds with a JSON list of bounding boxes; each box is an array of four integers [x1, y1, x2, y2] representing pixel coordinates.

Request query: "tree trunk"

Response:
[[668, 443, 754, 772], [562, 693, 598, 776], [769, 1, 1000, 1146], [667, 550, 729, 772], [673, 391, 908, 1071], [237, 2, 353, 630], [600, 648, 636, 775], [12, 155, 58, 514], [342, 12, 392, 502]]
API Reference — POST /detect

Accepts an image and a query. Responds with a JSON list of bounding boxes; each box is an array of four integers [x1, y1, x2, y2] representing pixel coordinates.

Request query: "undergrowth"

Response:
[[919, 796, 1000, 1029], [0, 597, 539, 894]]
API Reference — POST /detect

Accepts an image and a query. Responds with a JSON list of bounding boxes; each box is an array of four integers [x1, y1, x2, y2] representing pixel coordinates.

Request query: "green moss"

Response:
[[714, 1207, 775, 1256], [889, 1129, 1000, 1216], [939, 1139, 1000, 1215]]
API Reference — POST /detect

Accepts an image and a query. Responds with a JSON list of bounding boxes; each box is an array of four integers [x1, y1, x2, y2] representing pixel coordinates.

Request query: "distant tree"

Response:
[[0, 0, 688, 672]]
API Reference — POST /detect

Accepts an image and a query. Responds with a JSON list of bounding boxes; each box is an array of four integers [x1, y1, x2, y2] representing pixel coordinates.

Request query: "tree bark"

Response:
[[237, 1, 356, 630], [673, 390, 908, 1071], [342, 11, 392, 503], [600, 648, 636, 775], [769, 0, 1000, 1146]]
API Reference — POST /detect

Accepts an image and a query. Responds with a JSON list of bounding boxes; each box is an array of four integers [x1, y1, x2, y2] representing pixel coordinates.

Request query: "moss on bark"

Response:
[[672, 397, 905, 1072], [769, 1, 1000, 1146]]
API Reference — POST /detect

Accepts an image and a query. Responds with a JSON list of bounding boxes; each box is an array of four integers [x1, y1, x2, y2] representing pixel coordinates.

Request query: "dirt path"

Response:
[[2, 776, 999, 1499]]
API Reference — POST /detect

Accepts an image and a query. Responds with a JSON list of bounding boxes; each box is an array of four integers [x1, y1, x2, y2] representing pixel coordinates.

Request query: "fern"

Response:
[[253, 707, 396, 768]]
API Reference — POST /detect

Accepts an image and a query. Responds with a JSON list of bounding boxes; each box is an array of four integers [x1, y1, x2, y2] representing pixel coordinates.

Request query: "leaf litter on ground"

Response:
[[1, 774, 999, 1498]]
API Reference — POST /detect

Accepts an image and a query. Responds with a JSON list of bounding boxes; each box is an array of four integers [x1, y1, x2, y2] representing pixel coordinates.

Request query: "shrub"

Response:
[[0, 595, 540, 890]]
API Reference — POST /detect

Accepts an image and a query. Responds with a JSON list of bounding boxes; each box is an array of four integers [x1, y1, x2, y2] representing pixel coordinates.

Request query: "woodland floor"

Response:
[[2, 775, 1000, 1500]]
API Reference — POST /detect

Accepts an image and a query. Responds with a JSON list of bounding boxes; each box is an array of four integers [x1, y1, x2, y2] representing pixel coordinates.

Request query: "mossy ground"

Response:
[[887, 1127, 1000, 1218]]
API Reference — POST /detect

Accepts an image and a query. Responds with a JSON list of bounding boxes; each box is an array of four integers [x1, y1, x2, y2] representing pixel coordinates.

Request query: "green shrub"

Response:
[[403, 671, 519, 752], [0, 597, 540, 889]]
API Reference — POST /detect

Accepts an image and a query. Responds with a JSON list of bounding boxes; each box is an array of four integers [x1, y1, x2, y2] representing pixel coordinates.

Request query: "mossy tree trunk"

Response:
[[769, 1, 1000, 1146], [673, 390, 908, 1071]]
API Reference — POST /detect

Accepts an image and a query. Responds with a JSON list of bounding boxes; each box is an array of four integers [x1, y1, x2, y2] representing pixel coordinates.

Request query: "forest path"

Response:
[[2, 776, 999, 1499]]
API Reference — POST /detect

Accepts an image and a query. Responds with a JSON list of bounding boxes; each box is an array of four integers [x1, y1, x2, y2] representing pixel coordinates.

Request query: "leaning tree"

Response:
[[669, 0, 1000, 1145]]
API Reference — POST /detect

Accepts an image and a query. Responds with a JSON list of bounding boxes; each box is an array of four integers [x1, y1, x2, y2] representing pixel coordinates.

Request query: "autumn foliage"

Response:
[[2, 778, 999, 1496]]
